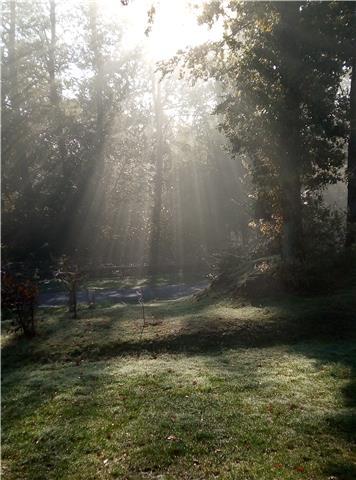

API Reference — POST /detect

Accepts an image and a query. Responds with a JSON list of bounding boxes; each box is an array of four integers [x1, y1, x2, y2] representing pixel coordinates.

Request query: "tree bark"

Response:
[[8, 1, 32, 205], [49, 0, 57, 106], [277, 2, 303, 262], [48, 0, 67, 177], [63, 1, 106, 252], [346, 4, 356, 247], [89, 0, 104, 156], [9, 0, 18, 109], [149, 76, 164, 273]]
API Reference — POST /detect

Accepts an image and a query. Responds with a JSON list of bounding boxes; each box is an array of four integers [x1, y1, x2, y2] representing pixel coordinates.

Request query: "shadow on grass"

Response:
[[1, 304, 129, 368], [2, 363, 117, 479], [3, 288, 356, 368], [288, 342, 356, 480], [2, 284, 356, 474], [2, 288, 356, 479]]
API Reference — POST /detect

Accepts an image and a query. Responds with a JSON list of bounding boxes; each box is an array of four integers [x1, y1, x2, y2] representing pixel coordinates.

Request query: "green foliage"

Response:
[[167, 0, 353, 262], [210, 198, 351, 297], [2, 1, 249, 268], [302, 196, 345, 256]]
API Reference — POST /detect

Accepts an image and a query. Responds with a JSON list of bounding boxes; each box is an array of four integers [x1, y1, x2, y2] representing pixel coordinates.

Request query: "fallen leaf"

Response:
[[295, 466, 305, 473]]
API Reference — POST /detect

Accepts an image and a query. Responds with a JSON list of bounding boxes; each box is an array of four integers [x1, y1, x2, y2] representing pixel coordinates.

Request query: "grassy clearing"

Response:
[[2, 287, 356, 480]]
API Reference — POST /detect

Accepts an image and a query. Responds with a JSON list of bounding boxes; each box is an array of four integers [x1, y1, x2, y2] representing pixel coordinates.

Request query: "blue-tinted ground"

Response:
[[39, 281, 209, 306], [39, 273, 209, 306]]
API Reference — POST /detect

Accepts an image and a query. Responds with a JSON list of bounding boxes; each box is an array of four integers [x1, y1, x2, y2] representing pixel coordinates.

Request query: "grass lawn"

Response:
[[2, 287, 356, 479]]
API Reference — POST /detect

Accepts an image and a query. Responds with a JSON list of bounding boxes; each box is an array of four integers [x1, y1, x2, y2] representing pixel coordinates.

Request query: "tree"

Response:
[[168, 1, 348, 262], [48, 0, 67, 178], [149, 74, 166, 272], [346, 3, 356, 246], [1, 0, 250, 270]]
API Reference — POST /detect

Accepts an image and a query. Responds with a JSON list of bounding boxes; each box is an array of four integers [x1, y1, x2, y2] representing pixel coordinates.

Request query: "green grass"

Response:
[[2, 287, 356, 479]]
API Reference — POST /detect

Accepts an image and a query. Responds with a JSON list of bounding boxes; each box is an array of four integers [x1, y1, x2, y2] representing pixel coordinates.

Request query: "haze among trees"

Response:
[[1, 2, 356, 480], [2, 0, 247, 269]]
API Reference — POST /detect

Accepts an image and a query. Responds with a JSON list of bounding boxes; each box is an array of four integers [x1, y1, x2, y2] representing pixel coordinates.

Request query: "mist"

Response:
[[2, 2, 356, 479]]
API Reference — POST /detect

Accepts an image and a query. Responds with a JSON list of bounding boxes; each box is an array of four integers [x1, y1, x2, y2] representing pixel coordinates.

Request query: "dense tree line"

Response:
[[165, 0, 355, 265], [2, 0, 355, 280], [1, 0, 248, 269]]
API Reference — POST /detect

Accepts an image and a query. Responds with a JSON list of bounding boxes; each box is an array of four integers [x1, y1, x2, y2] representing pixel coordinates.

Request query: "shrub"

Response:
[[54, 256, 84, 319], [209, 251, 283, 297], [1, 272, 39, 337]]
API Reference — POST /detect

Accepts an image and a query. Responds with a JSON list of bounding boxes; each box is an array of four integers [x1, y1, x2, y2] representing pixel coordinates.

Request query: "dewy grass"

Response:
[[2, 291, 356, 480]]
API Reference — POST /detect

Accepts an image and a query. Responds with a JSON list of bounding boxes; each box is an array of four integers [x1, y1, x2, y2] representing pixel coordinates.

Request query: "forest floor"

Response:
[[2, 285, 356, 480]]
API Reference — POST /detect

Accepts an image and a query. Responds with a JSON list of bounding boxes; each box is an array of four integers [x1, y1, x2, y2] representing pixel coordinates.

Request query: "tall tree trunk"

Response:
[[49, 0, 57, 106], [48, 0, 67, 176], [47, 0, 72, 253], [280, 169, 303, 261], [87, 0, 106, 251], [149, 76, 164, 273], [89, 0, 104, 157], [8, 0, 32, 204], [64, 1, 106, 254], [9, 0, 18, 109], [278, 2, 303, 262], [346, 5, 356, 247]]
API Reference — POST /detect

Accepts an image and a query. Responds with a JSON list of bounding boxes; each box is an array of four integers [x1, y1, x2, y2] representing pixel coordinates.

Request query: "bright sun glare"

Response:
[[93, 0, 219, 60]]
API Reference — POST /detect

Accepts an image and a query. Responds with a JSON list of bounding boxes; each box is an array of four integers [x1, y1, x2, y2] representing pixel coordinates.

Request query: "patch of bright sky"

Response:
[[98, 0, 221, 61], [61, 0, 221, 99]]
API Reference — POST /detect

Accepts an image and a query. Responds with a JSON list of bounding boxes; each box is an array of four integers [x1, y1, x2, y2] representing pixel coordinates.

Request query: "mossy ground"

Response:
[[2, 286, 356, 479]]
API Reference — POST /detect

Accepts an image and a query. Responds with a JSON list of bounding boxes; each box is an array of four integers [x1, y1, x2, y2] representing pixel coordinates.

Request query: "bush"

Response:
[[278, 200, 347, 294], [54, 256, 84, 319], [217, 199, 347, 294], [1, 272, 39, 337], [302, 197, 345, 258], [209, 251, 283, 297]]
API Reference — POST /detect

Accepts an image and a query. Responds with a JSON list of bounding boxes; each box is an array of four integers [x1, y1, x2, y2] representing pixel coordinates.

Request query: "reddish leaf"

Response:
[[295, 466, 305, 473]]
